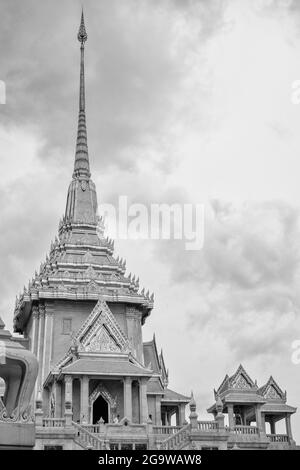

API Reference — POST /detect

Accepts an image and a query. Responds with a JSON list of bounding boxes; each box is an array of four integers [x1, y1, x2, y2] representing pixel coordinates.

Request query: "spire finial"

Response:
[[78, 9, 88, 44], [73, 9, 90, 179]]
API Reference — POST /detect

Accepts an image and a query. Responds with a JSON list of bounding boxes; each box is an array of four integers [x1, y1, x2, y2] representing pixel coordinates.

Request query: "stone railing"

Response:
[[160, 423, 191, 450], [153, 426, 182, 435], [197, 421, 219, 432], [267, 434, 289, 443], [72, 421, 106, 450], [42, 418, 66, 428], [81, 424, 102, 434], [233, 425, 259, 435]]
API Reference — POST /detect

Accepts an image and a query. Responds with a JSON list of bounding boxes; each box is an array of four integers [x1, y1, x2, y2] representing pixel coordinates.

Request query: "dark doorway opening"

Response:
[[93, 394, 109, 424]]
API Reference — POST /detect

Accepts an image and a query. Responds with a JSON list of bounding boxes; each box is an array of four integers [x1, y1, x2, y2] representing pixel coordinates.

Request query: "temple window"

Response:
[[62, 318, 72, 335]]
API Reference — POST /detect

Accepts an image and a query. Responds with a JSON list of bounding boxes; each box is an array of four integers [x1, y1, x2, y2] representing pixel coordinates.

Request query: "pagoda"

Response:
[[12, 11, 189, 444]]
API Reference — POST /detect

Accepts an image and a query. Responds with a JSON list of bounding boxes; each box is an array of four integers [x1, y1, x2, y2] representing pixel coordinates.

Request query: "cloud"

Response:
[[0, 0, 226, 176], [154, 200, 300, 360]]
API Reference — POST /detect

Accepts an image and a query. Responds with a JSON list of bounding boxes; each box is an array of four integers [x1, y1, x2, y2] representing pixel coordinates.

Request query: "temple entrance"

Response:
[[92, 394, 109, 424]]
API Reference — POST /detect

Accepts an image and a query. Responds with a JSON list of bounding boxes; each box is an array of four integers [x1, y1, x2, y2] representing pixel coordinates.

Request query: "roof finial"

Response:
[[73, 8, 90, 179], [78, 9, 88, 44]]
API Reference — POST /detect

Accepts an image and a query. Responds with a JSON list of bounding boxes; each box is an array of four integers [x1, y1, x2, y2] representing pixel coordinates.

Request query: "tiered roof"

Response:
[[208, 365, 297, 415], [13, 11, 153, 333]]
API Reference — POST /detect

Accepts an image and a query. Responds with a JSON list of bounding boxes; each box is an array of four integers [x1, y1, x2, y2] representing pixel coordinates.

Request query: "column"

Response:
[[227, 404, 234, 430], [53, 380, 61, 418], [123, 377, 132, 421], [155, 396, 162, 426], [64, 375, 73, 426], [36, 304, 45, 390], [179, 404, 186, 426], [175, 407, 180, 426], [255, 404, 263, 431], [139, 378, 148, 424], [42, 303, 54, 384], [285, 414, 293, 440], [261, 412, 266, 433], [80, 376, 89, 424], [30, 306, 39, 355], [270, 417, 276, 435], [64, 375, 73, 406]]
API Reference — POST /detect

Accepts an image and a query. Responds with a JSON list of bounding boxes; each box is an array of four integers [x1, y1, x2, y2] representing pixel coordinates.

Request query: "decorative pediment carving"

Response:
[[75, 300, 132, 355], [86, 266, 97, 279], [264, 385, 281, 400], [232, 374, 252, 390], [85, 326, 121, 353]]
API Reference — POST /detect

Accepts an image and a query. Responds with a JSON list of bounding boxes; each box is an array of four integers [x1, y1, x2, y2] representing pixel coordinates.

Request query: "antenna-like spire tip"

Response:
[[78, 9, 87, 44]]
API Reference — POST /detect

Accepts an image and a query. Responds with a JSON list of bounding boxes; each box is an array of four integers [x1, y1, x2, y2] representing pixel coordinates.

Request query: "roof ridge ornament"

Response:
[[78, 9, 88, 44], [73, 8, 91, 179]]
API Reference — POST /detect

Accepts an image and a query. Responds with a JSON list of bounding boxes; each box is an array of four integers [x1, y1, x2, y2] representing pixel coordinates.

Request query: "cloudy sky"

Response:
[[1, 0, 300, 440]]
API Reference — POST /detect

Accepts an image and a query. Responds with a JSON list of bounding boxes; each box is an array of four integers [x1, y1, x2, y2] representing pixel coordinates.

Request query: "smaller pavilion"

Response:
[[207, 365, 297, 443]]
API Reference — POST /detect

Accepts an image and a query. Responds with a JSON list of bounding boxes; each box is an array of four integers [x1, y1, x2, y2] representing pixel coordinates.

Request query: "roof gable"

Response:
[[229, 365, 255, 390], [259, 376, 286, 401], [75, 299, 132, 354], [143, 335, 160, 373]]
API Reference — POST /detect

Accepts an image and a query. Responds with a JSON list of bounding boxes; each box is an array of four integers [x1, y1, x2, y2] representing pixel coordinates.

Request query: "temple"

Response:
[[11, 11, 190, 450], [0, 13, 298, 451]]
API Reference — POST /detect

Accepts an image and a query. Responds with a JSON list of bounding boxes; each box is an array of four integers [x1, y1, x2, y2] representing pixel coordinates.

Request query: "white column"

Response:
[[255, 404, 263, 432], [286, 414, 293, 440], [80, 376, 89, 424], [30, 306, 39, 355], [155, 395, 162, 425], [227, 404, 234, 430], [123, 377, 132, 421], [139, 378, 148, 424], [65, 375, 73, 405], [179, 404, 186, 426], [35, 304, 45, 393], [42, 304, 54, 384]]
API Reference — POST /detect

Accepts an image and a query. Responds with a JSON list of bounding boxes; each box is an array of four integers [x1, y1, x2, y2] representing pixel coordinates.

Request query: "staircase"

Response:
[[159, 423, 191, 450], [72, 421, 107, 449]]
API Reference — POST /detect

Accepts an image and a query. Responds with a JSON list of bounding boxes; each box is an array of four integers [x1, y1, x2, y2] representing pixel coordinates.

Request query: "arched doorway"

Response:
[[92, 394, 109, 424]]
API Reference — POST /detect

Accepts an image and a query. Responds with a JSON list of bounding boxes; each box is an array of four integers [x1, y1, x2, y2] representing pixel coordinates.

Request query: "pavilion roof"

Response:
[[261, 403, 297, 414], [61, 357, 153, 377], [161, 388, 190, 403], [258, 376, 286, 402]]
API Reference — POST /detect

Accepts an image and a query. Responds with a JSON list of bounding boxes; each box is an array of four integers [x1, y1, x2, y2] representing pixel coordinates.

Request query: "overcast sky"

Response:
[[1, 0, 300, 440]]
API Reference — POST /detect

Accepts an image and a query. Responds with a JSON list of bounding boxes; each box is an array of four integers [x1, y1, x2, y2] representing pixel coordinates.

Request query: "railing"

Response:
[[72, 421, 105, 450], [80, 424, 102, 434], [233, 425, 259, 435], [42, 418, 66, 428], [153, 426, 182, 435], [267, 434, 289, 443], [197, 421, 219, 431], [160, 423, 191, 450]]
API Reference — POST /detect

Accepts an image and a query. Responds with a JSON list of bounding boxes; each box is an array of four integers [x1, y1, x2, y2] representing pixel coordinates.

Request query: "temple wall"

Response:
[[51, 300, 96, 365], [108, 302, 127, 335], [125, 307, 144, 363]]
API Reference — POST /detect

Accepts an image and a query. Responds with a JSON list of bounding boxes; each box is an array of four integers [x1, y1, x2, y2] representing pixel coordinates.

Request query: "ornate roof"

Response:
[[61, 357, 152, 377], [13, 13, 153, 333], [208, 365, 297, 415], [257, 376, 286, 402], [161, 388, 190, 403], [216, 364, 257, 397]]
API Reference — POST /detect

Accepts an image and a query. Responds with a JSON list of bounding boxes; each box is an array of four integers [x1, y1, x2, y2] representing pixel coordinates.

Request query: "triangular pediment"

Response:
[[84, 325, 121, 353], [230, 365, 254, 390], [75, 300, 132, 354], [260, 377, 285, 400], [265, 384, 281, 400]]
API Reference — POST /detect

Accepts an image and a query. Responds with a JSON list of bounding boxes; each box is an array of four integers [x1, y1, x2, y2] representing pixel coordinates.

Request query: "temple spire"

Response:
[[73, 9, 90, 179]]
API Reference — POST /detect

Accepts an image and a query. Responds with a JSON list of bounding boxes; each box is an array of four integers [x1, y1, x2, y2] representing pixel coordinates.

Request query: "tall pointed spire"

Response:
[[73, 9, 90, 179]]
